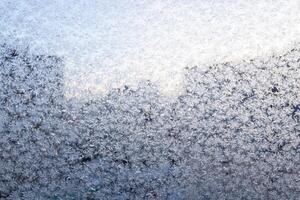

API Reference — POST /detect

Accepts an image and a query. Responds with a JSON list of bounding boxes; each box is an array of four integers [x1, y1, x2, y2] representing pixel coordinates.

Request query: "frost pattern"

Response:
[[1, 0, 300, 96], [1, 44, 300, 199]]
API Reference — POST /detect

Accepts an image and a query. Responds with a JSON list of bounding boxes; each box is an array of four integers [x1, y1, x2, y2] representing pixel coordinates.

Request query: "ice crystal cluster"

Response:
[[1, 43, 300, 199], [1, 0, 300, 96]]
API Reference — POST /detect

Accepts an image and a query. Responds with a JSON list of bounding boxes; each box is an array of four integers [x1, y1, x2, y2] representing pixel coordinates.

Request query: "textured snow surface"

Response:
[[1, 0, 300, 96], [1, 44, 300, 199]]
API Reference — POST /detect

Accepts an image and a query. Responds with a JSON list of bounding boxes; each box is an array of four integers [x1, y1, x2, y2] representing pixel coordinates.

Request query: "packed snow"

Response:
[[1, 0, 300, 96]]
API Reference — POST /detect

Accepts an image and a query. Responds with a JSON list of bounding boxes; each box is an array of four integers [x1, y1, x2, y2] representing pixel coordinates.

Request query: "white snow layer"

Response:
[[1, 0, 300, 96]]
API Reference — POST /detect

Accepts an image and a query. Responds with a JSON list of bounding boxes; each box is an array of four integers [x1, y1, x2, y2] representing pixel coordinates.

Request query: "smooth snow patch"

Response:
[[1, 0, 300, 97]]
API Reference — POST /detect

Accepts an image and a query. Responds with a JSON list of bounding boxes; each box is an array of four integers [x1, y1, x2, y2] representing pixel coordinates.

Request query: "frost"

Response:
[[0, 43, 300, 199], [1, 0, 300, 96]]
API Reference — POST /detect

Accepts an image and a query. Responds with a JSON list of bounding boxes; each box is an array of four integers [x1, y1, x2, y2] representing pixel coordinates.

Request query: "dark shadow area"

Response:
[[1, 43, 300, 199]]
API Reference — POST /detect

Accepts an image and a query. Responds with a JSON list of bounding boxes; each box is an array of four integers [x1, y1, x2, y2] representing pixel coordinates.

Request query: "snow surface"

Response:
[[1, 0, 300, 96]]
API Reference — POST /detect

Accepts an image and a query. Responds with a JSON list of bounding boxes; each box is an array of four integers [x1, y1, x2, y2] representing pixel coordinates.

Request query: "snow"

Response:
[[1, 0, 300, 96]]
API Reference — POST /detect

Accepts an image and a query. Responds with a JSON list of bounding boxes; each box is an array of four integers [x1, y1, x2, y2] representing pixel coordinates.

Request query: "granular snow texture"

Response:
[[1, 44, 300, 199]]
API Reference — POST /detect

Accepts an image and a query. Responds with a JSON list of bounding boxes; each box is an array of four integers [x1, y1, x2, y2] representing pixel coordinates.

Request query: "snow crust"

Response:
[[1, 0, 300, 96]]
